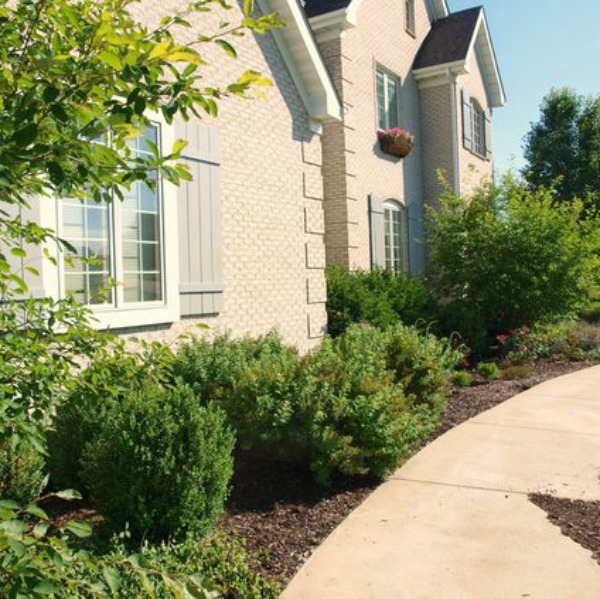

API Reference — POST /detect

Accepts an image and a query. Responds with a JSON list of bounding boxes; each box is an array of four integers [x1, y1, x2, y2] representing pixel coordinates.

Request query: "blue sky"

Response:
[[450, 0, 600, 175]]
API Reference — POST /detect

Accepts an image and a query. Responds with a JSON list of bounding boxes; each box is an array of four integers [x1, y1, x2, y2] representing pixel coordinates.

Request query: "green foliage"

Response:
[[0, 1, 282, 594], [100, 531, 280, 599], [79, 383, 234, 542], [523, 88, 600, 215], [475, 362, 500, 381], [326, 265, 437, 337], [48, 341, 175, 491], [0, 438, 45, 504], [427, 177, 600, 351], [0, 494, 223, 598], [451, 371, 473, 387], [175, 325, 460, 485], [501, 322, 600, 362], [173, 333, 305, 452]]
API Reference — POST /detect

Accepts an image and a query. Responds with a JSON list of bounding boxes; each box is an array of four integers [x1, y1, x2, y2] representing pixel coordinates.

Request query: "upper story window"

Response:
[[62, 124, 164, 308], [471, 99, 486, 157], [376, 66, 401, 130], [461, 90, 492, 160], [405, 0, 416, 35], [383, 200, 409, 275]]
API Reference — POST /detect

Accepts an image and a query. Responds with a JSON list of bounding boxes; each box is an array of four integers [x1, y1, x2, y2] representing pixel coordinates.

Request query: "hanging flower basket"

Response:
[[377, 128, 415, 158]]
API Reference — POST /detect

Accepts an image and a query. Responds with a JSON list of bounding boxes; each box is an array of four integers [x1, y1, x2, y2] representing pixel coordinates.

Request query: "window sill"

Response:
[[86, 304, 180, 330]]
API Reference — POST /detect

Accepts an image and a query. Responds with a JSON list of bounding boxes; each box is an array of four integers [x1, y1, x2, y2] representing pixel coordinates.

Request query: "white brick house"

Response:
[[18, 0, 504, 350]]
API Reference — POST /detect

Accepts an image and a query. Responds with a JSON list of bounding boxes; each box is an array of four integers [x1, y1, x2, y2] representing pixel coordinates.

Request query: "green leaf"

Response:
[[55, 489, 82, 500], [103, 566, 121, 594], [65, 520, 92, 538], [33, 581, 61, 595], [12, 123, 38, 147], [10, 247, 26, 258], [214, 39, 237, 59], [98, 51, 123, 70], [25, 503, 49, 520]]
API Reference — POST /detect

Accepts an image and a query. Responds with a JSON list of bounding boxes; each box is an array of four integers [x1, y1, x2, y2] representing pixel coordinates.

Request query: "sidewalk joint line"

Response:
[[389, 476, 530, 496]]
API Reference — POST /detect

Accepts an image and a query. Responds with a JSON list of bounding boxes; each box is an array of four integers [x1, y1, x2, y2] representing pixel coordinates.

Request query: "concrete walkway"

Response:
[[283, 365, 600, 599]]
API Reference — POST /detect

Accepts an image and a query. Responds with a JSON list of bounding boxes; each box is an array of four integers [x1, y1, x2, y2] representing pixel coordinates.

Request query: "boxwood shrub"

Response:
[[80, 383, 234, 542]]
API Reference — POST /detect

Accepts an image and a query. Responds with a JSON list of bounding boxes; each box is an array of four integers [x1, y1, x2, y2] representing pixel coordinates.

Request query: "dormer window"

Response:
[[405, 0, 416, 35], [376, 66, 401, 130]]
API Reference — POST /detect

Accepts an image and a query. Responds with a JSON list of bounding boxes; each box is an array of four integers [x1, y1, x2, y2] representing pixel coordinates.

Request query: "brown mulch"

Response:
[[221, 359, 595, 586], [530, 494, 600, 564]]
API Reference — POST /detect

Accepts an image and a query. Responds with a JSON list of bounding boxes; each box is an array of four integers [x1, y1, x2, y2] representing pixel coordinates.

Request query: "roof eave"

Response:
[[260, 0, 342, 123]]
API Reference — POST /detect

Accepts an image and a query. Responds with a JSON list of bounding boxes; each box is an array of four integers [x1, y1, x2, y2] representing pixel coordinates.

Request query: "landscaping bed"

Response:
[[220, 358, 596, 586], [530, 493, 600, 565]]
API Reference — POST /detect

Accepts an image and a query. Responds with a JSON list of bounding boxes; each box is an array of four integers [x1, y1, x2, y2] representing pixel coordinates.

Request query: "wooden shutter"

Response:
[[176, 119, 223, 317], [461, 90, 473, 151], [368, 194, 386, 269], [484, 109, 493, 160]]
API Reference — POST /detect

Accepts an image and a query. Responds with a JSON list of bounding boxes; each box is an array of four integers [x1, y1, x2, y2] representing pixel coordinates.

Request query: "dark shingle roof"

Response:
[[302, 0, 352, 18], [413, 7, 482, 70]]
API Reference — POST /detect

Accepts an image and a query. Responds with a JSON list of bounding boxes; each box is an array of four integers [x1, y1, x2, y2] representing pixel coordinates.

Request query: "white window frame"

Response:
[[376, 65, 402, 131], [471, 99, 486, 157], [383, 199, 409, 275], [40, 112, 180, 329]]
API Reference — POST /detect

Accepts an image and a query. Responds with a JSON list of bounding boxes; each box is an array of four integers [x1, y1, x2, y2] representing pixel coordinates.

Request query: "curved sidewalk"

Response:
[[283, 365, 600, 599]]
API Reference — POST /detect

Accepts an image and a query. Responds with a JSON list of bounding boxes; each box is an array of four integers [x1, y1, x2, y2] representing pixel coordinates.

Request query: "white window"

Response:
[[376, 67, 401, 130], [383, 200, 409, 275], [405, 0, 416, 35], [471, 99, 486, 157], [51, 118, 180, 329]]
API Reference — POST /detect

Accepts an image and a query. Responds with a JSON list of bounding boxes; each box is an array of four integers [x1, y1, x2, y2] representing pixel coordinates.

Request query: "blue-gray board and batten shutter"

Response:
[[368, 194, 386, 269], [175, 119, 223, 317]]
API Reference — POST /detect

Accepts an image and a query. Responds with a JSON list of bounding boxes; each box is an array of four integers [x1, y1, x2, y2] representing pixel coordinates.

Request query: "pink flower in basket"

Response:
[[377, 127, 415, 158]]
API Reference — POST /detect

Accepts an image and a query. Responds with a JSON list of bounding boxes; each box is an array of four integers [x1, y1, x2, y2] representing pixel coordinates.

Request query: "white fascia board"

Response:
[[466, 10, 506, 108], [413, 60, 468, 84], [431, 0, 449, 20], [260, 0, 342, 123]]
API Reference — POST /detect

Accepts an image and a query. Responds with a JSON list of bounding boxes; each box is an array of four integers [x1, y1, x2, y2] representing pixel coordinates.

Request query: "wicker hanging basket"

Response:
[[378, 128, 415, 158]]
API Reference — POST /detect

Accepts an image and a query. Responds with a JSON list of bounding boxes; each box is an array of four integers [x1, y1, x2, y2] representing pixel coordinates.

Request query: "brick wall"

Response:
[[318, 0, 433, 273], [120, 0, 328, 351]]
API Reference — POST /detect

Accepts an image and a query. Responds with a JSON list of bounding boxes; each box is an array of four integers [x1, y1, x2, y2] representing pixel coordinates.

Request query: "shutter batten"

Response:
[[368, 194, 386, 269], [461, 90, 473, 151], [176, 119, 223, 317]]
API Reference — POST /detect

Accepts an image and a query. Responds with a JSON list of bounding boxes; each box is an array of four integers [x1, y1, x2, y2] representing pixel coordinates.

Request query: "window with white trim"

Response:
[[405, 0, 416, 35], [471, 99, 486, 157], [376, 66, 401, 130], [383, 200, 409, 275], [62, 124, 164, 308]]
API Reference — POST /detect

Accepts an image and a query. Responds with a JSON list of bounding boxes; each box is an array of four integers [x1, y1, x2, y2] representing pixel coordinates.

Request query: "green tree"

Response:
[[426, 177, 600, 351], [523, 87, 600, 214], [0, 0, 281, 595]]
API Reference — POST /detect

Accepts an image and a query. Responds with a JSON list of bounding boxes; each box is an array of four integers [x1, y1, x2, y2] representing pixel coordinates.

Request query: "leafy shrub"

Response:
[[80, 383, 234, 542], [301, 324, 460, 483], [427, 177, 600, 351], [452, 371, 473, 387], [501, 321, 600, 362], [0, 438, 45, 503], [47, 341, 175, 491], [101, 530, 281, 599], [303, 327, 408, 483], [173, 333, 305, 451], [476, 362, 500, 381], [326, 265, 437, 337], [500, 364, 533, 380]]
